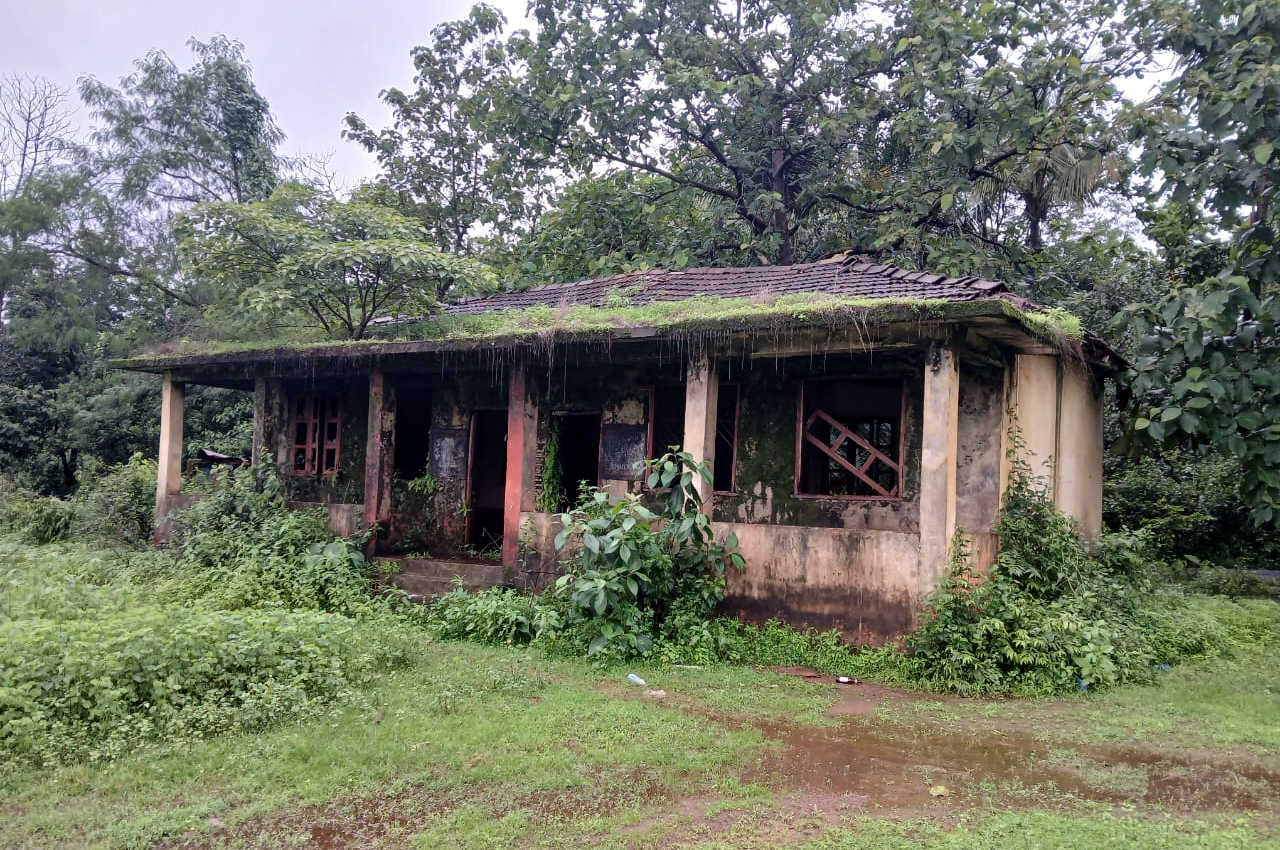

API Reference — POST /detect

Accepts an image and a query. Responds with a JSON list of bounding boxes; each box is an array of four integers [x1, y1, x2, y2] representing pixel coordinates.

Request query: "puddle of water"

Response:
[[744, 674, 1280, 815], [1098, 745, 1280, 811], [743, 715, 1087, 808]]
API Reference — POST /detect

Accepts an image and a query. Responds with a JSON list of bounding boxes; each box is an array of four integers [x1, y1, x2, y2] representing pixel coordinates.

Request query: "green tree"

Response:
[[364, 0, 1145, 270], [344, 5, 533, 256], [504, 170, 753, 285], [73, 37, 284, 314], [176, 183, 494, 340], [1116, 0, 1280, 523], [79, 36, 281, 207]]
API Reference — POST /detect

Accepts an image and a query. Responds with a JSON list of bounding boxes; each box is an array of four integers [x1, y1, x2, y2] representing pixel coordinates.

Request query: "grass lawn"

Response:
[[3, 637, 1279, 850], [3, 538, 1279, 849]]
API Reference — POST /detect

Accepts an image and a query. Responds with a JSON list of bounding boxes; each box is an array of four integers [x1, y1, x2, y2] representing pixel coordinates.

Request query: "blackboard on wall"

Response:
[[600, 424, 648, 480], [429, 428, 468, 480]]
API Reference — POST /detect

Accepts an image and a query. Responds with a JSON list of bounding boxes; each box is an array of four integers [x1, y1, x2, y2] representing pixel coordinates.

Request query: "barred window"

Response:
[[292, 394, 341, 476], [797, 378, 902, 498]]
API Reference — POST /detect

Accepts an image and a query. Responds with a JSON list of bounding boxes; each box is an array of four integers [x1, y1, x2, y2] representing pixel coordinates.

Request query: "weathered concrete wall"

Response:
[[376, 343, 1098, 645], [517, 510, 564, 591], [918, 343, 960, 586], [719, 521, 923, 645], [712, 353, 925, 533], [955, 361, 1006, 570], [286, 501, 366, 537], [1055, 363, 1104, 539], [416, 375, 507, 555], [1008, 354, 1059, 491], [256, 376, 369, 506]]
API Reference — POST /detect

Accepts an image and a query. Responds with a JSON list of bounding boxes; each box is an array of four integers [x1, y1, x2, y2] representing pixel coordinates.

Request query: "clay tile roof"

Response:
[[445, 258, 1010, 316]]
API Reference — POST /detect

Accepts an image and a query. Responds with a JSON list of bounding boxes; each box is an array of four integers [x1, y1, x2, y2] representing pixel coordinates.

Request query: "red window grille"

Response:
[[796, 378, 903, 499], [292, 394, 342, 476]]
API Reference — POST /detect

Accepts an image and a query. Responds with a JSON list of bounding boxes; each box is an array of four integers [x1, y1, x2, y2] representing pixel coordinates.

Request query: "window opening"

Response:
[[651, 382, 739, 491], [292, 394, 342, 476], [649, 385, 685, 456], [713, 384, 738, 493], [797, 379, 902, 498]]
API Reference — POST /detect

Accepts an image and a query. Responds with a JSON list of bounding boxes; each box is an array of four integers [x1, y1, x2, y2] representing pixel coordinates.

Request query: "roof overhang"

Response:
[[112, 297, 1124, 385]]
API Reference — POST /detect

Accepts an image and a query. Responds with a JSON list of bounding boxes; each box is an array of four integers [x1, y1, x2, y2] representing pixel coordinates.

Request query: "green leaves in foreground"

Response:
[[1117, 281, 1280, 525], [553, 450, 744, 660]]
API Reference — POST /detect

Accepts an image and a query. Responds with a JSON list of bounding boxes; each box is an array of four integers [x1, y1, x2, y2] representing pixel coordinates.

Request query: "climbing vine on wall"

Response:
[[537, 418, 564, 513]]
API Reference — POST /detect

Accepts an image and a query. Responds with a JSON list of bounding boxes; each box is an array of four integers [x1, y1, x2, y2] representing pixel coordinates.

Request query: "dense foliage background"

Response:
[[2, 0, 1278, 560]]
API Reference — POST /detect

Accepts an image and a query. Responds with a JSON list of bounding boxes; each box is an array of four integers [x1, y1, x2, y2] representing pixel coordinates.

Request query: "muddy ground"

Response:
[[164, 668, 1280, 849]]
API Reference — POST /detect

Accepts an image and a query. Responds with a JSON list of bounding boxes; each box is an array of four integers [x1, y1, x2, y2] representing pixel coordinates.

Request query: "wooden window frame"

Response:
[[291, 393, 342, 477], [793, 375, 906, 501]]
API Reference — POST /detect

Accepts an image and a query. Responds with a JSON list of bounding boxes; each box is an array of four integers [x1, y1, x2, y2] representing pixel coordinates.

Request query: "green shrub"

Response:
[[425, 583, 563, 645], [0, 478, 37, 534], [72, 454, 157, 545], [168, 464, 387, 617], [716, 618, 913, 681], [1172, 564, 1280, 599], [551, 450, 743, 659], [906, 464, 1231, 696], [20, 496, 76, 544], [0, 605, 415, 765], [1104, 451, 1280, 568]]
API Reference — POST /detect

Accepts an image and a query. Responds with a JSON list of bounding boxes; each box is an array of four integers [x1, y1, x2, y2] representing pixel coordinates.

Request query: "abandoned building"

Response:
[[120, 256, 1122, 643]]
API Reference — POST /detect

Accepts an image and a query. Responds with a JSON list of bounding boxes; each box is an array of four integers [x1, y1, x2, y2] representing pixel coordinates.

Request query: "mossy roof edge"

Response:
[[111, 295, 1112, 373]]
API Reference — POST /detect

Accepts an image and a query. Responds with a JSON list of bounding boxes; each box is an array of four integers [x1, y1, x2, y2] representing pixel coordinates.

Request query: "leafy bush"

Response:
[[168, 464, 387, 617], [425, 583, 563, 645], [1104, 451, 1280, 568], [21, 497, 76, 544], [715, 618, 912, 681], [72, 453, 157, 545], [906, 465, 1230, 696], [0, 605, 414, 765], [1171, 563, 1280, 599], [552, 451, 743, 658]]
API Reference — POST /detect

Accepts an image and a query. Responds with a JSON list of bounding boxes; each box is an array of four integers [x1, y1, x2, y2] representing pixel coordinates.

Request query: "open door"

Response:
[[466, 410, 508, 555]]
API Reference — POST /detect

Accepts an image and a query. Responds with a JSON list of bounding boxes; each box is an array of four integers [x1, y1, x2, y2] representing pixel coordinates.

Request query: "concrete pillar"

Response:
[[1055, 363, 1103, 539], [1007, 354, 1060, 492], [250, 377, 289, 474], [153, 372, 185, 538], [503, 363, 537, 569], [251, 376, 267, 469], [919, 344, 960, 578], [362, 368, 393, 543], [682, 351, 719, 511]]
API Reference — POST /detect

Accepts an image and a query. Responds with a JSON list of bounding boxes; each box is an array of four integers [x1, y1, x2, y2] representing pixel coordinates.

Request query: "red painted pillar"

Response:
[[503, 364, 527, 570]]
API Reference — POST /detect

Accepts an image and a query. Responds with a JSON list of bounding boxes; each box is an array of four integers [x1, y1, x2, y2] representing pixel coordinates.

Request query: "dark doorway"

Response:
[[555, 412, 602, 508], [714, 383, 739, 492], [394, 384, 432, 480], [467, 410, 507, 554], [651, 385, 685, 455]]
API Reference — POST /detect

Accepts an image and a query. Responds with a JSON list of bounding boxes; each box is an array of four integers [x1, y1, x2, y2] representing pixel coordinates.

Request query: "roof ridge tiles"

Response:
[[440, 258, 1027, 317]]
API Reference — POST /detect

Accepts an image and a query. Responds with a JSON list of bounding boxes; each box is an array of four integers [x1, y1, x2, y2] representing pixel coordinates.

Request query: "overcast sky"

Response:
[[0, 0, 530, 185]]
